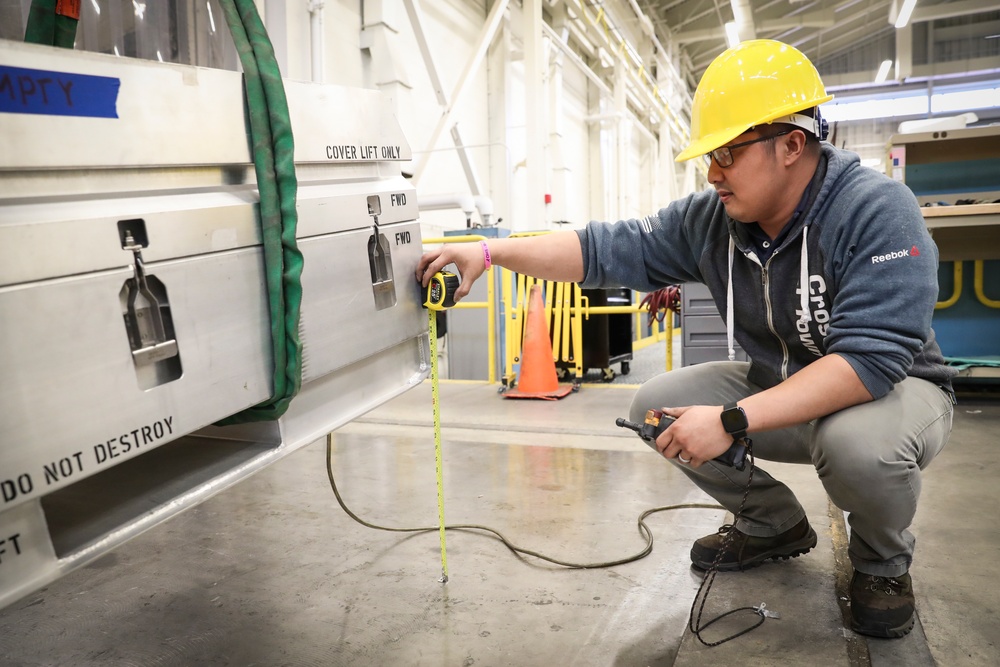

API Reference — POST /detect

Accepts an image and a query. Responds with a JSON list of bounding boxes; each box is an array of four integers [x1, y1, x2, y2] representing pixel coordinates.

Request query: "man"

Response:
[[416, 39, 955, 639]]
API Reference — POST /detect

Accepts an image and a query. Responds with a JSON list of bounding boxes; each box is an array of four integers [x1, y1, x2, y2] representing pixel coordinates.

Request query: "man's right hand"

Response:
[[416, 231, 585, 302], [416, 242, 487, 303]]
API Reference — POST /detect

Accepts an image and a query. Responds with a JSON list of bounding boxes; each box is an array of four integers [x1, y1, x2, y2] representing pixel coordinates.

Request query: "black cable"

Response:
[[326, 433, 767, 645], [325, 433, 722, 569], [688, 441, 766, 646]]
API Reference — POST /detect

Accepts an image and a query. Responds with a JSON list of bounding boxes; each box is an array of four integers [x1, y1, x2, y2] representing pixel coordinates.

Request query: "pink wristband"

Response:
[[480, 240, 492, 270]]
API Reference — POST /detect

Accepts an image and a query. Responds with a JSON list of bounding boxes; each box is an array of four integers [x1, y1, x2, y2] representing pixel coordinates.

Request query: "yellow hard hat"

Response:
[[675, 39, 834, 162]]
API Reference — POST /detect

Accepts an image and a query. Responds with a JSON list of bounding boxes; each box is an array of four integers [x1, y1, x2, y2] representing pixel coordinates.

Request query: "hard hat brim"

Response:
[[675, 93, 834, 163]]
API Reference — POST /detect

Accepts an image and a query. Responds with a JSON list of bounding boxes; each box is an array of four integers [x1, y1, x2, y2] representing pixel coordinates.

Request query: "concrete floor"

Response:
[[0, 379, 997, 666]]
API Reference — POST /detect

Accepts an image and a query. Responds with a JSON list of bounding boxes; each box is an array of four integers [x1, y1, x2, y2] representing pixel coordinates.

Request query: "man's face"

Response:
[[706, 129, 786, 224]]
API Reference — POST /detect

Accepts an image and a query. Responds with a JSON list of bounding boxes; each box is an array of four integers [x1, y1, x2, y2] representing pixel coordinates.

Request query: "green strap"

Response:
[[216, 0, 304, 423]]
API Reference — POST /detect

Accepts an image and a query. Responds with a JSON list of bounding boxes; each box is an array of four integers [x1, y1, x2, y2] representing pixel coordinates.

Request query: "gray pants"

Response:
[[629, 361, 954, 577]]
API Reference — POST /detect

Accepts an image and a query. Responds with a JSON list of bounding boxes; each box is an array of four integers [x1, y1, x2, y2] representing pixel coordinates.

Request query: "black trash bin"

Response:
[[559, 287, 632, 381]]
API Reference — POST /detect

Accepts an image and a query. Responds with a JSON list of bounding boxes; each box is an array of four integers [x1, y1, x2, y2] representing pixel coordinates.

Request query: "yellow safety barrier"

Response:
[[974, 260, 1000, 308], [936, 261, 963, 310], [499, 232, 676, 385], [421, 235, 497, 384], [633, 311, 675, 373], [501, 274, 585, 386], [424, 232, 679, 385]]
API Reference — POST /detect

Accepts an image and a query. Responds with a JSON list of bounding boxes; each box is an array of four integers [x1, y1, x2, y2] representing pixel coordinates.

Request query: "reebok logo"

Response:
[[871, 245, 920, 264]]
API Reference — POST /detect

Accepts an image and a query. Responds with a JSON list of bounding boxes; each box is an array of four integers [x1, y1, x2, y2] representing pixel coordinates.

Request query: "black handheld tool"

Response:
[[424, 271, 460, 311], [616, 409, 748, 470]]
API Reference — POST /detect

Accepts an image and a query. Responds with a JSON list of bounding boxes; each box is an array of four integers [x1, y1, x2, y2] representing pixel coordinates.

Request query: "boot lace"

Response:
[[716, 523, 735, 535], [864, 575, 905, 596]]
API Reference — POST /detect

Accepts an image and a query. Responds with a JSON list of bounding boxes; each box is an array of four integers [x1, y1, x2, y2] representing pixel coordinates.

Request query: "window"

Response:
[[1, 0, 238, 71]]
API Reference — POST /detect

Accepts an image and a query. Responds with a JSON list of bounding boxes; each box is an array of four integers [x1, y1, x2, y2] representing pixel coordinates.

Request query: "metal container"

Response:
[[0, 40, 429, 608]]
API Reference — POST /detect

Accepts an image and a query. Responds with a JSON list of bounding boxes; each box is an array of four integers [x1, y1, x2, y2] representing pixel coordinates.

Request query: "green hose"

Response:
[[215, 0, 304, 423]]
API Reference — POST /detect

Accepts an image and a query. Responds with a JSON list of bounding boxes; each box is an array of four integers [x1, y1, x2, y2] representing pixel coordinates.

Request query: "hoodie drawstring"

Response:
[[798, 226, 812, 325], [726, 236, 736, 361]]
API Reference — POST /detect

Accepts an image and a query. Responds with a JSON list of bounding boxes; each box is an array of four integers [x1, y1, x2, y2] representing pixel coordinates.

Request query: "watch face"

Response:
[[722, 407, 748, 433]]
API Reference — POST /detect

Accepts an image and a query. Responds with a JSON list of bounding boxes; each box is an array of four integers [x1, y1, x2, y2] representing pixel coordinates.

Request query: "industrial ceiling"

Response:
[[637, 0, 1000, 97]]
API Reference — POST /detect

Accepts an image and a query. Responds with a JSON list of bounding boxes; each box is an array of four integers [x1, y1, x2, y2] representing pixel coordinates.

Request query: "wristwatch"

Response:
[[720, 402, 749, 441]]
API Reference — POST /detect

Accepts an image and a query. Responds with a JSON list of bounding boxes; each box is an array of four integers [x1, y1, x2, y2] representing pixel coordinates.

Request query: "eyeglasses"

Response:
[[706, 129, 792, 168]]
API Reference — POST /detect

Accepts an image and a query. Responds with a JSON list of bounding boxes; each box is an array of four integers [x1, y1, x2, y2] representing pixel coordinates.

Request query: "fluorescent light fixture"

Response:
[[874, 60, 893, 84], [894, 0, 917, 29], [932, 87, 1000, 114], [823, 96, 926, 122], [822, 85, 1000, 123], [725, 22, 741, 48]]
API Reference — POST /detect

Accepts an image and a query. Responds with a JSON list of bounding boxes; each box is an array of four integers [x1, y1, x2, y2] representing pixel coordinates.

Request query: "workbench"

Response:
[[889, 125, 1000, 382]]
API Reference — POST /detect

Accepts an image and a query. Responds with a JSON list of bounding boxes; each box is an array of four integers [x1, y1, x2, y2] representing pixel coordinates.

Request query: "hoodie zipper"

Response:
[[733, 223, 799, 381], [744, 247, 791, 381]]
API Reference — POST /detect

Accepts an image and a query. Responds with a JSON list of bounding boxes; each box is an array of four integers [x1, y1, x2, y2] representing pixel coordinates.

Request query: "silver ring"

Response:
[[678, 454, 691, 464]]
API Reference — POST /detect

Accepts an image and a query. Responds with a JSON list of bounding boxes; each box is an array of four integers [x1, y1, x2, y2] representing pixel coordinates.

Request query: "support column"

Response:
[[613, 66, 629, 220], [547, 6, 570, 226], [895, 22, 913, 82], [359, 0, 412, 117], [487, 10, 511, 228], [522, 0, 546, 231], [587, 71, 608, 224]]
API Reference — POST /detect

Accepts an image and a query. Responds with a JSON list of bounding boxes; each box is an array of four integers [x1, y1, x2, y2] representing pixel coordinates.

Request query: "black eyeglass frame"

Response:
[[706, 129, 792, 168]]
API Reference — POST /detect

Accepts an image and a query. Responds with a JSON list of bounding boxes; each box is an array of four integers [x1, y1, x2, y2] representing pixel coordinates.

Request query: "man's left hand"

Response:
[[654, 405, 733, 467]]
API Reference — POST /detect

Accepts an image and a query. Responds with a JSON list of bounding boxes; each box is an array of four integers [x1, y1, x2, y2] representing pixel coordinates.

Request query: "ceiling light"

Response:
[[725, 22, 740, 48], [894, 0, 918, 30], [874, 60, 893, 84]]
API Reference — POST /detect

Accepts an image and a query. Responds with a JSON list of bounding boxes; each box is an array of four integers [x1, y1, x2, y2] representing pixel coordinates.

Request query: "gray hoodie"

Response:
[[577, 144, 955, 399]]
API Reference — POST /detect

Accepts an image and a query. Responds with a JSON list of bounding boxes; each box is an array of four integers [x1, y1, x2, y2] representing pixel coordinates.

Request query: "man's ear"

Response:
[[783, 129, 808, 165]]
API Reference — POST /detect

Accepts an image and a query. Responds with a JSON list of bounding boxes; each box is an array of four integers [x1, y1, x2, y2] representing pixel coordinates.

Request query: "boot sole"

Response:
[[690, 529, 818, 572], [850, 613, 915, 639]]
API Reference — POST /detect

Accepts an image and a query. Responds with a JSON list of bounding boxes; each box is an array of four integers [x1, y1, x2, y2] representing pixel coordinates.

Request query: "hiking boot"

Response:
[[850, 571, 915, 638], [690, 516, 817, 571]]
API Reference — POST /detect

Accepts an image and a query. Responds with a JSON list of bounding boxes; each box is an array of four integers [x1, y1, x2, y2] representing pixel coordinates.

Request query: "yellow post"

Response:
[[935, 261, 963, 310], [572, 284, 584, 378], [665, 315, 673, 372], [974, 260, 1000, 308]]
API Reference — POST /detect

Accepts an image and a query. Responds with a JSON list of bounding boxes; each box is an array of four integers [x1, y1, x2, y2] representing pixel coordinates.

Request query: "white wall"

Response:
[[269, 0, 691, 237]]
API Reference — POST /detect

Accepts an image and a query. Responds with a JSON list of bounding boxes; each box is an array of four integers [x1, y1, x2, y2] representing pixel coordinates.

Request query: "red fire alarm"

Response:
[[544, 193, 552, 204]]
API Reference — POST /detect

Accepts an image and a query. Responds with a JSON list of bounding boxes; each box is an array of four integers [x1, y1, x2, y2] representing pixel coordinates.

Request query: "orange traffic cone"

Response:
[[504, 285, 574, 400]]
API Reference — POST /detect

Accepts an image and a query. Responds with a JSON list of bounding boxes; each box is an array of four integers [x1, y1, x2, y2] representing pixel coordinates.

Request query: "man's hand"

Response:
[[653, 405, 733, 467], [416, 232, 586, 303], [416, 242, 486, 303]]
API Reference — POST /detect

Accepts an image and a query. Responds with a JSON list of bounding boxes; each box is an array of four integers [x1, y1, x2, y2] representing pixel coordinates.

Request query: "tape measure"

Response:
[[423, 270, 459, 583], [424, 271, 459, 311]]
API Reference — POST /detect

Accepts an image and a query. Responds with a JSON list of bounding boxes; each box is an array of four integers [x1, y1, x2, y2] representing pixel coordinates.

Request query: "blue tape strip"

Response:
[[0, 65, 119, 118]]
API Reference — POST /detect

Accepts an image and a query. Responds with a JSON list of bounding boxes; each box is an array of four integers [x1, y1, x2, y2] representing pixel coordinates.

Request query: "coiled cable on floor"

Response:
[[327, 433, 768, 646], [325, 433, 723, 569], [688, 442, 767, 646]]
